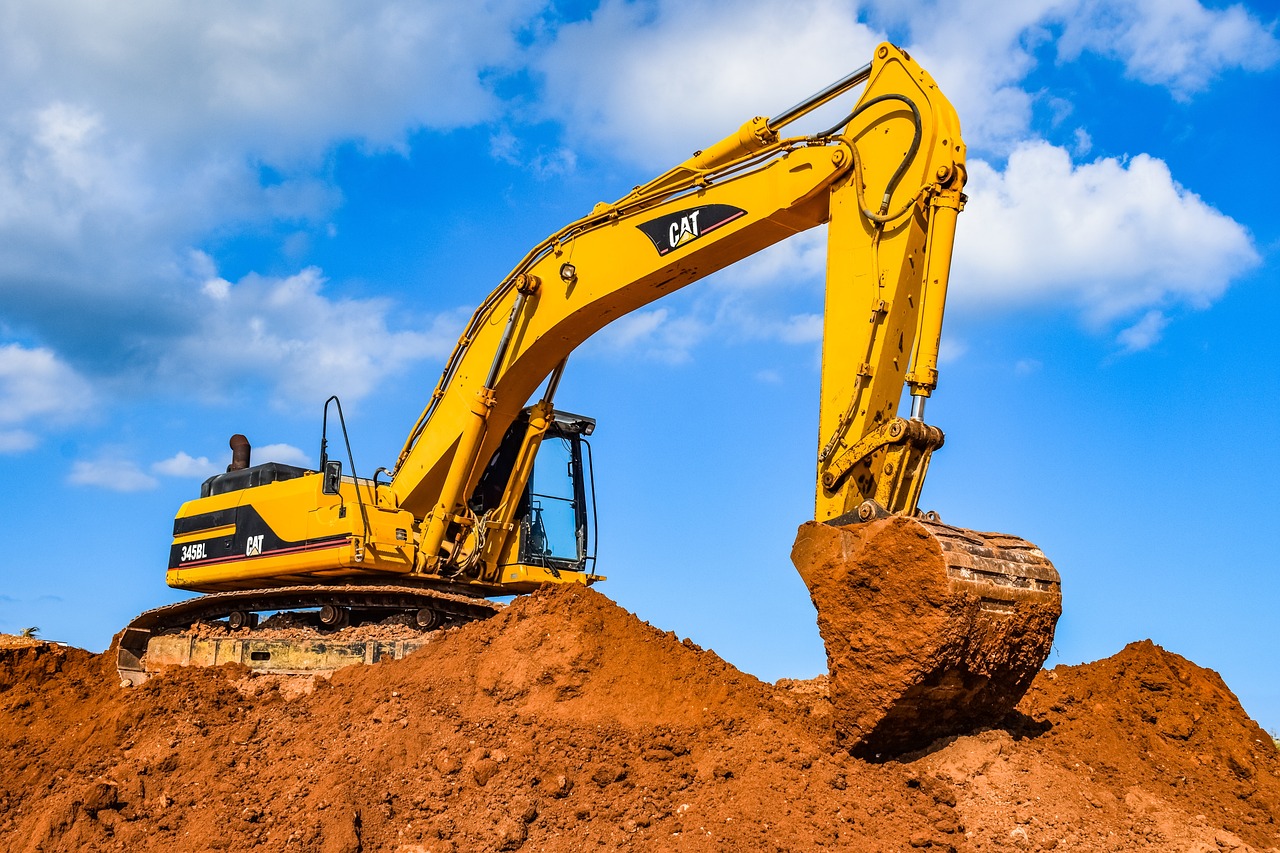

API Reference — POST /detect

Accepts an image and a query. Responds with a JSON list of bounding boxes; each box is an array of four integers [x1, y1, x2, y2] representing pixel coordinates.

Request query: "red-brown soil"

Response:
[[1, 587, 1277, 852]]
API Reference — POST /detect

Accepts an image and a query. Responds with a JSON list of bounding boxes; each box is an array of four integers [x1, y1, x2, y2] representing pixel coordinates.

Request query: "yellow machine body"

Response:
[[168, 455, 595, 596]]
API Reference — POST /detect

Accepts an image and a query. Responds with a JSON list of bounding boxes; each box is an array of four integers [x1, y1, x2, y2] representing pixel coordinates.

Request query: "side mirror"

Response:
[[322, 460, 342, 495]]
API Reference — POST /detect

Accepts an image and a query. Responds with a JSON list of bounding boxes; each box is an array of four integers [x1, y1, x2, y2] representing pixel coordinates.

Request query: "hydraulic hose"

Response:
[[818, 93, 923, 223]]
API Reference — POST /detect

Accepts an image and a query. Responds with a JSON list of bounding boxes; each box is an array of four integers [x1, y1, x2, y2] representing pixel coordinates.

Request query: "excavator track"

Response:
[[793, 515, 1062, 757], [117, 584, 500, 686]]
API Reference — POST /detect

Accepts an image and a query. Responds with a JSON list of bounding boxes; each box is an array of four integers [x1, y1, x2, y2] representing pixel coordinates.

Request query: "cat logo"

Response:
[[668, 209, 701, 249], [246, 534, 264, 556], [636, 204, 746, 256]]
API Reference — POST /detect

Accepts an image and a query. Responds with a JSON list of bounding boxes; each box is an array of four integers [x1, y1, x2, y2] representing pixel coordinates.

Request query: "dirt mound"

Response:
[[1, 586, 1277, 852], [337, 578, 793, 730], [1018, 641, 1280, 837], [793, 517, 1060, 756]]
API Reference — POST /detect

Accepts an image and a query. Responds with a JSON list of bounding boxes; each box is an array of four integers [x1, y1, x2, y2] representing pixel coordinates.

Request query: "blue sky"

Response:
[[1, 0, 1277, 732]]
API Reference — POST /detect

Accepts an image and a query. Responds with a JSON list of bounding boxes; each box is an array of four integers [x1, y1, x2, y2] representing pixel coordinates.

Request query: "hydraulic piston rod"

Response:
[[768, 62, 872, 132]]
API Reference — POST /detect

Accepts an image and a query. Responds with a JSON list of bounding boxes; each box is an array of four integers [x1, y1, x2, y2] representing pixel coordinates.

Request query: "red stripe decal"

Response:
[[698, 209, 746, 235]]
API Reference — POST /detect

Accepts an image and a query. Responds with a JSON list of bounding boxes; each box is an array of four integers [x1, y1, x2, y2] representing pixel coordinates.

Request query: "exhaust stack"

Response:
[[227, 434, 251, 472]]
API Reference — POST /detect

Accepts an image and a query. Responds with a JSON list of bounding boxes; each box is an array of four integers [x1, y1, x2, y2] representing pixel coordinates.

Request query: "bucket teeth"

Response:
[[792, 516, 1062, 757], [921, 518, 1062, 607]]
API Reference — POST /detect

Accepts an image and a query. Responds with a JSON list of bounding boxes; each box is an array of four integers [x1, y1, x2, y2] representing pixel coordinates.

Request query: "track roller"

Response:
[[319, 605, 351, 628], [415, 608, 443, 630], [228, 610, 259, 630]]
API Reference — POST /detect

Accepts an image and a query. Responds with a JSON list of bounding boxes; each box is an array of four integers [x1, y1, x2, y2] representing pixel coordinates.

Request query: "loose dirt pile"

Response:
[[1, 588, 1277, 852]]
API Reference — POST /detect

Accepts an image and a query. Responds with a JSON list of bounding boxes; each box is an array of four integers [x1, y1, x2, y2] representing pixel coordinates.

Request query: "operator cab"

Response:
[[470, 409, 597, 576]]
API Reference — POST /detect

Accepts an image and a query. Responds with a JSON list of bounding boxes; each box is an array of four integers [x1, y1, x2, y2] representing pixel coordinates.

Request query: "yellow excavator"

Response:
[[119, 44, 1061, 756]]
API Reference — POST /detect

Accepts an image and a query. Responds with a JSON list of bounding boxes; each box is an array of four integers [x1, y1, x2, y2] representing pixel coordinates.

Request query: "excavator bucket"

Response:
[[792, 516, 1062, 757]]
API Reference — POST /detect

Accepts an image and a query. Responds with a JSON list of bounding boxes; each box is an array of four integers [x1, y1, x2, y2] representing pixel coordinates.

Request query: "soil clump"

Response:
[[1, 587, 1276, 852]]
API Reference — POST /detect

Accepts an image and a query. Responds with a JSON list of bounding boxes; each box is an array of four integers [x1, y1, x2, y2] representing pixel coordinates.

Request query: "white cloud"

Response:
[[1014, 358, 1043, 376], [589, 307, 707, 364], [881, 0, 1063, 153], [1, 2, 541, 161], [576, 129, 1258, 359], [938, 338, 969, 366], [152, 452, 221, 478], [875, 1, 1270, 344], [857, 0, 1278, 153], [152, 442, 311, 477], [0, 1, 545, 409], [156, 264, 460, 405], [608, 229, 830, 359], [1116, 309, 1169, 352], [68, 457, 159, 492], [523, 0, 1270, 361], [529, 147, 578, 179], [1057, 0, 1280, 97], [612, 134, 1260, 358], [776, 314, 824, 345], [256, 443, 312, 468], [0, 343, 94, 453], [576, 134, 1257, 361], [599, 309, 669, 350], [535, 0, 883, 168], [584, 289, 825, 364], [1071, 128, 1092, 157], [488, 128, 578, 179], [0, 430, 36, 453], [728, 231, 828, 290], [952, 142, 1259, 326], [490, 128, 522, 163], [0, 0, 1271, 407]]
